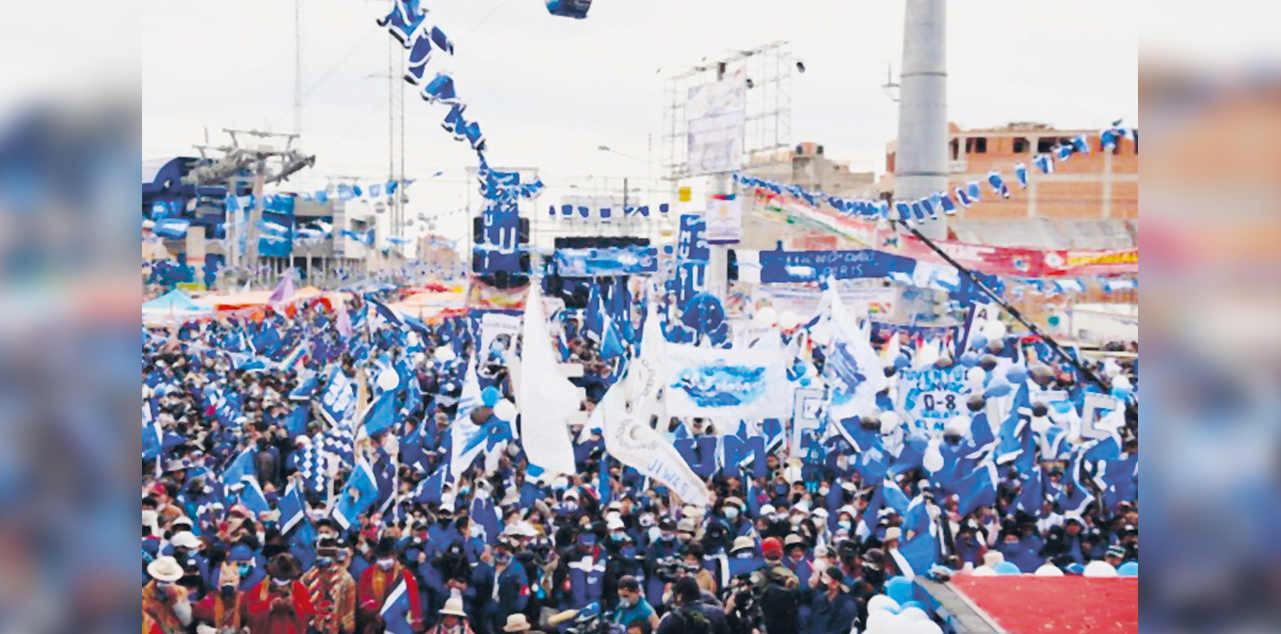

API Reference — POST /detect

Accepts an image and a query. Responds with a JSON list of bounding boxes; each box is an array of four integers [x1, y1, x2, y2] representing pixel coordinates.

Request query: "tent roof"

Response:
[[142, 289, 213, 313]]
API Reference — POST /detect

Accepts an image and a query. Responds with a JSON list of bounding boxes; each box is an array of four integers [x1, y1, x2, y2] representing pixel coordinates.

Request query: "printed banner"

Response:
[[479, 312, 521, 365], [318, 367, 357, 428], [686, 69, 746, 175], [771, 198, 1138, 278], [895, 366, 969, 434], [662, 344, 792, 420], [600, 387, 710, 506], [554, 246, 658, 277], [706, 196, 743, 244]]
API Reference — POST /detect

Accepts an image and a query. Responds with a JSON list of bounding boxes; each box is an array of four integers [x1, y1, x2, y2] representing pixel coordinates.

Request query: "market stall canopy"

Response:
[[142, 290, 213, 323]]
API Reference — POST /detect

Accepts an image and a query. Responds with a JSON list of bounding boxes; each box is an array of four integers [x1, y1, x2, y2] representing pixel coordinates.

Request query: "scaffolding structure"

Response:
[[660, 41, 794, 185]]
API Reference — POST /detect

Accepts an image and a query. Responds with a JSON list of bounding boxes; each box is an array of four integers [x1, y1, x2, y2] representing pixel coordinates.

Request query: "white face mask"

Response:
[[819, 487, 830, 496], [377, 558, 396, 570]]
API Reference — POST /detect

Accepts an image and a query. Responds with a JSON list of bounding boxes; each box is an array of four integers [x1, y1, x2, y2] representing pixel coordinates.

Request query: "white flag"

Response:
[[516, 286, 579, 476]]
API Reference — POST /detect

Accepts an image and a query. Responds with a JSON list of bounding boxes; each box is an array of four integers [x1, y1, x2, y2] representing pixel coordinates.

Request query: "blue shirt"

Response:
[[614, 598, 656, 627]]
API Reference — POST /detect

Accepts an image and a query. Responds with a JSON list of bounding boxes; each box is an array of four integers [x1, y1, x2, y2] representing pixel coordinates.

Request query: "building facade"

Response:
[[884, 122, 1138, 222]]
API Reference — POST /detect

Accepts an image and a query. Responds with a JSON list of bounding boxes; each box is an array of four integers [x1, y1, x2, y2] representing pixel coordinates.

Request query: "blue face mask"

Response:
[[724, 507, 739, 520], [237, 563, 251, 577]]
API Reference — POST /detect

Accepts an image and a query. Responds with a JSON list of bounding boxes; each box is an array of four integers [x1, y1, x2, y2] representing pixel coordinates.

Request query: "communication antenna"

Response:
[[881, 64, 900, 103]]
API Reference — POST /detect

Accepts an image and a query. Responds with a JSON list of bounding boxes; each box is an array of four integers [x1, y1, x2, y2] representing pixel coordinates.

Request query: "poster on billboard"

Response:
[[686, 68, 746, 175], [705, 195, 742, 244]]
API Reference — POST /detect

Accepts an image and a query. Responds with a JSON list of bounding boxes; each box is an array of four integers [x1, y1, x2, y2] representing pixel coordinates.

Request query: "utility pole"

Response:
[[894, 0, 949, 240], [294, 0, 303, 137]]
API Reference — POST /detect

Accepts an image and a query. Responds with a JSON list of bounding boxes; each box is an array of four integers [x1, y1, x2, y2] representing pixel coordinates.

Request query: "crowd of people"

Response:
[[142, 291, 1137, 634]]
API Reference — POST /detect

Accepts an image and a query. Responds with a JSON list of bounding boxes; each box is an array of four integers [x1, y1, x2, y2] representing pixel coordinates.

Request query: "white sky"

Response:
[[141, 0, 1137, 243]]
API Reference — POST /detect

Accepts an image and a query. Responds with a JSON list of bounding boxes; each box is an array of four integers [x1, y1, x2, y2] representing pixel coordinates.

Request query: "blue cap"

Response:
[[229, 544, 255, 562], [578, 533, 596, 546]]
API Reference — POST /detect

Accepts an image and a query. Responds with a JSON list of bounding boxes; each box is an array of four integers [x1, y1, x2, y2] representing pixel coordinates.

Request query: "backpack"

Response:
[[672, 606, 712, 634]]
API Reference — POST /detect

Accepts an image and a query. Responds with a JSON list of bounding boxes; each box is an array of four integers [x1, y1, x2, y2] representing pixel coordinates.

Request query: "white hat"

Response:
[[503, 614, 532, 632], [971, 566, 997, 576], [440, 596, 468, 617], [1083, 561, 1118, 578], [792, 502, 810, 515], [147, 556, 185, 582], [812, 508, 830, 519], [170, 532, 200, 550], [883, 527, 902, 542], [982, 551, 1005, 568], [730, 536, 756, 554], [607, 517, 626, 531], [564, 489, 580, 500], [760, 504, 776, 516], [1034, 564, 1065, 577]]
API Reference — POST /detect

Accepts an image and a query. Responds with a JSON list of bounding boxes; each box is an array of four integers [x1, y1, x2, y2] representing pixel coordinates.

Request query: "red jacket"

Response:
[[242, 578, 317, 634], [357, 564, 422, 632]]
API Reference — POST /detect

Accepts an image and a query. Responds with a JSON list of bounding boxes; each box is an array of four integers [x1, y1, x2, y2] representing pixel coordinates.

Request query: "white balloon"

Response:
[[866, 594, 900, 615], [434, 346, 456, 362], [971, 567, 997, 576], [922, 441, 944, 473], [898, 607, 929, 623], [1034, 564, 1065, 577], [1083, 561, 1118, 578], [908, 620, 943, 634], [493, 399, 518, 423], [779, 311, 802, 331], [945, 414, 972, 437], [754, 306, 779, 327], [879, 411, 900, 434], [1111, 375, 1132, 391], [966, 367, 986, 385], [982, 320, 1007, 341], [377, 368, 399, 391], [866, 608, 898, 631], [1030, 415, 1051, 434]]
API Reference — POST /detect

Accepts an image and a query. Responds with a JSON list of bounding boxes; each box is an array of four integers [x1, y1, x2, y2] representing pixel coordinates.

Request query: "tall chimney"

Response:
[[894, 0, 948, 239]]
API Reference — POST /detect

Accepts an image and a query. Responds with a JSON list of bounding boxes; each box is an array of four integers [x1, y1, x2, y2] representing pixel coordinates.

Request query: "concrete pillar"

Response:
[[894, 0, 949, 239]]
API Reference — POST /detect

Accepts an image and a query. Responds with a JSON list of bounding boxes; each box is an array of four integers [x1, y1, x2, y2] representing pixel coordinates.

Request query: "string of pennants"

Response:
[[733, 121, 1136, 225], [378, 0, 549, 206], [546, 203, 671, 220], [294, 179, 417, 204]]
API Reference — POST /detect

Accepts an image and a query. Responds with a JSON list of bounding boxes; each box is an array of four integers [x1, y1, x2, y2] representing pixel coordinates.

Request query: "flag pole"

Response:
[[889, 218, 1108, 391]]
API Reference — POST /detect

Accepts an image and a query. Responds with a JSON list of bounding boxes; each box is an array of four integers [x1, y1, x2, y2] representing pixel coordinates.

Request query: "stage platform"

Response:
[[916, 576, 1138, 634]]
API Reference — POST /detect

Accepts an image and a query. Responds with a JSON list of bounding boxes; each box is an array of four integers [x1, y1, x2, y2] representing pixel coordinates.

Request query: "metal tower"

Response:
[[894, 0, 949, 240]]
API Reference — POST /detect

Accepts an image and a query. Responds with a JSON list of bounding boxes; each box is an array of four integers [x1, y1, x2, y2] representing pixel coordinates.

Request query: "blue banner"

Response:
[[677, 215, 709, 262], [554, 246, 657, 277]]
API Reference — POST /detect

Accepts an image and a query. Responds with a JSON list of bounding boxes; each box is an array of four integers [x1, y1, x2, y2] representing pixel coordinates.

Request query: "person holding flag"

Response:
[[357, 536, 425, 634], [242, 553, 317, 634]]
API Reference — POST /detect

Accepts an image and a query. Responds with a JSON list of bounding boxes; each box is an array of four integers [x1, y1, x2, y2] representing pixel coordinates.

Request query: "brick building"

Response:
[[885, 122, 1138, 222]]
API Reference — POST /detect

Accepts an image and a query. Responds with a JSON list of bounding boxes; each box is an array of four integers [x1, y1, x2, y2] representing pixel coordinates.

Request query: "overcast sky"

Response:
[[141, 0, 1137, 242]]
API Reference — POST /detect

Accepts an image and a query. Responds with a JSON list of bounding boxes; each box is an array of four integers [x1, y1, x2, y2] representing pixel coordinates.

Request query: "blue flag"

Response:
[[954, 461, 998, 516], [380, 580, 417, 634], [891, 522, 939, 580], [333, 460, 379, 531], [412, 463, 452, 506], [221, 448, 257, 487], [282, 405, 310, 439], [278, 481, 307, 535], [360, 391, 398, 437], [470, 490, 501, 545]]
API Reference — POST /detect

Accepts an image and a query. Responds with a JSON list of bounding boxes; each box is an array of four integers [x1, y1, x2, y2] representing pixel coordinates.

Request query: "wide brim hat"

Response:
[[147, 556, 185, 582], [503, 614, 532, 632], [730, 536, 755, 553], [440, 597, 468, 617]]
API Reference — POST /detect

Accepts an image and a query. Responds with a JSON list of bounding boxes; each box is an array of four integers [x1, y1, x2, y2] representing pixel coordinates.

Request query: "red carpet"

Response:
[[949, 576, 1138, 634]]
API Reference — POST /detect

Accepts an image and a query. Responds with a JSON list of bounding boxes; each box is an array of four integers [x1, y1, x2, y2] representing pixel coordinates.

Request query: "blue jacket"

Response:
[[496, 561, 530, 618], [806, 590, 859, 634], [568, 556, 606, 609]]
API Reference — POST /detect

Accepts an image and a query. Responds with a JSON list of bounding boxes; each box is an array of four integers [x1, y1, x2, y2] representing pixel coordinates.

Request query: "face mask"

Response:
[[494, 553, 512, 566], [611, 531, 626, 540], [735, 551, 755, 559], [790, 516, 804, 526], [237, 564, 251, 577], [220, 585, 237, 598], [470, 524, 484, 538], [563, 502, 578, 512], [377, 558, 396, 570], [459, 487, 471, 496], [819, 487, 830, 496], [662, 532, 676, 541], [619, 596, 636, 608], [838, 521, 851, 531], [724, 508, 739, 520]]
